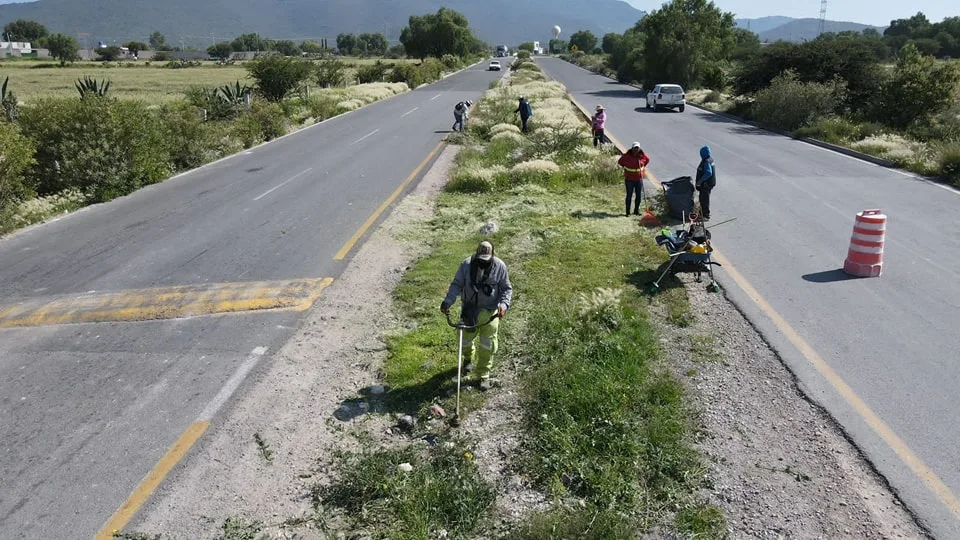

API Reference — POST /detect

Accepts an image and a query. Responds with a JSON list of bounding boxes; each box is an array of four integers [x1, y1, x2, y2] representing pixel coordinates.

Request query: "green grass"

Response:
[[218, 517, 265, 540], [316, 443, 494, 539], [690, 335, 723, 365], [675, 504, 728, 539]]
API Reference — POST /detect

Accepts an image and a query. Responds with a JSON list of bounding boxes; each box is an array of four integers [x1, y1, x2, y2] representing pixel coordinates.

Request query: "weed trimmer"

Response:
[[444, 311, 500, 427]]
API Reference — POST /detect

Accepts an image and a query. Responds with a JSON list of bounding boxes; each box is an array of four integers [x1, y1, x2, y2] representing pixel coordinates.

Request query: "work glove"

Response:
[[440, 302, 451, 314], [496, 304, 507, 319]]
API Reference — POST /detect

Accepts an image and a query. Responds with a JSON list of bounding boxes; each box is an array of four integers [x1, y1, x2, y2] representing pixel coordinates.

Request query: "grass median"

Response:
[[315, 59, 724, 539]]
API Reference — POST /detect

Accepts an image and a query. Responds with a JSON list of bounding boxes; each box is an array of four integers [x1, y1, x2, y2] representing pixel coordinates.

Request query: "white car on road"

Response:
[[488, 61, 501, 71], [646, 84, 686, 112]]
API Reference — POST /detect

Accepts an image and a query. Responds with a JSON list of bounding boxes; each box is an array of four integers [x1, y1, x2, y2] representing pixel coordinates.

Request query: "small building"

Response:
[[0, 42, 35, 57]]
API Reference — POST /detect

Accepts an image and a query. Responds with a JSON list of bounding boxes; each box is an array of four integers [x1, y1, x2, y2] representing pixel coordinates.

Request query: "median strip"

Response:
[[0, 277, 333, 328]]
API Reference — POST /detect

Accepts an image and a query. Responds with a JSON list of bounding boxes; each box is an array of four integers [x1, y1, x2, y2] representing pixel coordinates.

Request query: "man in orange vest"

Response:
[[617, 142, 650, 216]]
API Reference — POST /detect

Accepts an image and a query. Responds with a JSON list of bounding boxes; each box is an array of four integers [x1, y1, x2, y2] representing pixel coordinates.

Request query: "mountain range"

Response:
[[737, 16, 886, 42], [0, 0, 645, 48]]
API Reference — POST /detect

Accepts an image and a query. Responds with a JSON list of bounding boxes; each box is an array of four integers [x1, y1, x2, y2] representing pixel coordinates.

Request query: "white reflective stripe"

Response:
[[850, 244, 884, 254], [854, 221, 886, 231], [478, 337, 494, 350], [851, 231, 885, 243]]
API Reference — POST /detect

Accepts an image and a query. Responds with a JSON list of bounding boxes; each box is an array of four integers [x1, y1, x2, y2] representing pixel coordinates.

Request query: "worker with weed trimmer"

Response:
[[440, 241, 513, 392]]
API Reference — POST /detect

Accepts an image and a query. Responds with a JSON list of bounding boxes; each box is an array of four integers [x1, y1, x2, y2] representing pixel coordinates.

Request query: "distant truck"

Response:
[[496, 45, 508, 57]]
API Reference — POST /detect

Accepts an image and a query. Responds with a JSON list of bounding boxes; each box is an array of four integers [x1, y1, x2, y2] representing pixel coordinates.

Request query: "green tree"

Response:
[[608, 28, 645, 82], [246, 54, 313, 102], [874, 43, 960, 129], [400, 8, 483, 60], [731, 27, 761, 60], [231, 33, 268, 52], [601, 33, 621, 54], [638, 0, 736, 88], [149, 31, 168, 51], [207, 42, 234, 61], [123, 41, 149, 55], [355, 33, 388, 56], [568, 30, 598, 54], [0, 121, 36, 215], [336, 33, 357, 55], [386, 44, 406, 58], [46, 34, 79, 66], [3, 19, 47, 42], [95, 46, 123, 61], [300, 40, 323, 55], [273, 40, 301, 57], [518, 42, 535, 52], [910, 38, 941, 56]]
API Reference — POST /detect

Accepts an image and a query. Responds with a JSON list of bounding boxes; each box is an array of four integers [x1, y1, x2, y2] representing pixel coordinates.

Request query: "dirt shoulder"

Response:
[[130, 145, 460, 538]]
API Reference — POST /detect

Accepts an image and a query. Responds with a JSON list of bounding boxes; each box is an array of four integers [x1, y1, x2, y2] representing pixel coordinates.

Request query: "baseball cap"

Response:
[[631, 141, 641, 149], [596, 104, 604, 110], [476, 241, 494, 261]]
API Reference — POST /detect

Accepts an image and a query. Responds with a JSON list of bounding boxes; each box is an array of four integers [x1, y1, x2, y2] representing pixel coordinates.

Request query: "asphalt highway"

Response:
[[538, 56, 960, 538], [0, 60, 503, 539]]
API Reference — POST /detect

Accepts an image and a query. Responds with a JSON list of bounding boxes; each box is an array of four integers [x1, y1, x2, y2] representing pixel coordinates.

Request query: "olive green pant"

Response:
[[462, 308, 500, 380]]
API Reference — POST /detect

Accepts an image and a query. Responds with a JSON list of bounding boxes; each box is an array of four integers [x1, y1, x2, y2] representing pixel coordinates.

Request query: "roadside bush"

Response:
[[233, 113, 262, 149], [0, 121, 36, 214], [305, 95, 343, 120], [849, 133, 923, 165], [315, 58, 348, 88], [246, 54, 313, 102], [793, 116, 866, 144], [440, 54, 460, 70], [517, 50, 531, 61], [4, 188, 87, 233], [249, 99, 287, 141], [185, 86, 242, 120], [389, 62, 424, 88], [873, 44, 960, 130], [419, 58, 445, 82], [506, 159, 560, 187], [750, 71, 845, 132], [158, 101, 212, 170], [937, 143, 960, 184], [356, 61, 388, 84], [19, 98, 171, 201]]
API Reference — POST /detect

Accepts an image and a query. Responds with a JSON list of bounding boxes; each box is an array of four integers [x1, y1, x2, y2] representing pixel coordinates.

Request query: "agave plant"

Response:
[[76, 76, 111, 100], [217, 81, 251, 105]]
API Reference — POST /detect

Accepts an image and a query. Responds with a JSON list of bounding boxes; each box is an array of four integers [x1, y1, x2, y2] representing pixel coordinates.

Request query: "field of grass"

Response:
[[0, 56, 418, 103]]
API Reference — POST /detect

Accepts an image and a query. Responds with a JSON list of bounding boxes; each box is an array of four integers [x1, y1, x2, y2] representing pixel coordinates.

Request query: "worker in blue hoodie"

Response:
[[695, 146, 716, 221]]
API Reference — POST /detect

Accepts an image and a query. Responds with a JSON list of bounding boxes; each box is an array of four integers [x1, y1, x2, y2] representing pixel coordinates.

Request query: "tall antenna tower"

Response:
[[818, 0, 828, 37]]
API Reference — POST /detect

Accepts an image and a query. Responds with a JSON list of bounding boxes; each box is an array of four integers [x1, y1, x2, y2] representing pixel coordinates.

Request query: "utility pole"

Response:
[[818, 0, 828, 37]]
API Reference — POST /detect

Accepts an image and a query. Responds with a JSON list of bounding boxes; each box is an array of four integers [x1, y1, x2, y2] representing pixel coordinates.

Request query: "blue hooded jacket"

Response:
[[697, 146, 715, 188]]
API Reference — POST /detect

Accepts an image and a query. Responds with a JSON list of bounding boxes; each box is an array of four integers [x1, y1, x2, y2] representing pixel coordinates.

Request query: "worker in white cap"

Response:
[[617, 142, 650, 216], [591, 104, 606, 147], [441, 241, 513, 391]]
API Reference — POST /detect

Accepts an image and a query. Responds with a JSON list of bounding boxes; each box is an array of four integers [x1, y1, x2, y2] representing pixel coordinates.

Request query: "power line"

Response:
[[818, 0, 828, 37]]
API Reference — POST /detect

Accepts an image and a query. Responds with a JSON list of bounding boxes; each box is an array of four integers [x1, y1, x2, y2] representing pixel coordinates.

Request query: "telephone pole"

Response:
[[818, 0, 828, 37]]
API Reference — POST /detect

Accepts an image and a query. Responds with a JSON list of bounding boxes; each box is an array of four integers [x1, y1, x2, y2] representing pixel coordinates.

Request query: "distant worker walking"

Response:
[[617, 142, 650, 216], [591, 105, 606, 147], [452, 100, 472, 132], [696, 146, 716, 221], [515, 96, 533, 132], [440, 241, 513, 391]]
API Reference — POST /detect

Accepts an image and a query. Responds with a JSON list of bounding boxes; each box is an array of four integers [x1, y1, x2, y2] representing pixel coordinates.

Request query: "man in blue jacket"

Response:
[[515, 96, 533, 132], [696, 146, 716, 221]]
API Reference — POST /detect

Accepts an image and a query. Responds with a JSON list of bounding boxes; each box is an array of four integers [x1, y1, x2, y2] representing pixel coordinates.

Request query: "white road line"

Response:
[[252, 168, 312, 201], [430, 93, 442, 101], [401, 107, 419, 118], [351, 128, 380, 145], [198, 346, 268, 422]]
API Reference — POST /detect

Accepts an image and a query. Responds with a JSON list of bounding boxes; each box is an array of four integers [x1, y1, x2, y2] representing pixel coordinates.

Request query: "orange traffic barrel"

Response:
[[843, 209, 886, 277]]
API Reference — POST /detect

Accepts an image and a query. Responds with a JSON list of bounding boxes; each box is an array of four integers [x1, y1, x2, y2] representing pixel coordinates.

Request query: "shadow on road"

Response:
[[801, 269, 859, 283], [585, 88, 643, 99], [571, 210, 623, 219], [694, 111, 783, 137]]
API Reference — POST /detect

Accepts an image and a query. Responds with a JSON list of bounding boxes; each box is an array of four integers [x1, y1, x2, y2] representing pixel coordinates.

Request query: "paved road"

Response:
[[538, 57, 960, 538], [0, 61, 502, 539]]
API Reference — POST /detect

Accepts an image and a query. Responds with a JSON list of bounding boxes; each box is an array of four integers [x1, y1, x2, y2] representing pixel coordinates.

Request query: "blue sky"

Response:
[[624, 0, 954, 27]]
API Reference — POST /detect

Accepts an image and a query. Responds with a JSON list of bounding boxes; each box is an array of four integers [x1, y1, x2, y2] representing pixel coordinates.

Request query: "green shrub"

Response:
[[440, 54, 460, 70], [701, 64, 727, 91], [315, 58, 347, 88], [356, 61, 388, 84], [305, 95, 343, 121], [939, 143, 960, 185], [232, 113, 262, 149], [388, 62, 423, 88], [246, 54, 313, 102], [419, 58, 445, 82], [250, 99, 287, 141], [872, 44, 960, 130], [19, 98, 171, 202], [185, 86, 242, 120], [0, 121, 36, 214], [793, 116, 865, 144], [751, 70, 845, 132], [158, 101, 214, 171]]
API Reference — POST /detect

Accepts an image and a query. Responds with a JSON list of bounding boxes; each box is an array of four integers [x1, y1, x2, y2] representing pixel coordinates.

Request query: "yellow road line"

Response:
[[0, 277, 333, 328], [566, 91, 960, 519], [334, 139, 446, 261], [94, 421, 210, 540]]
